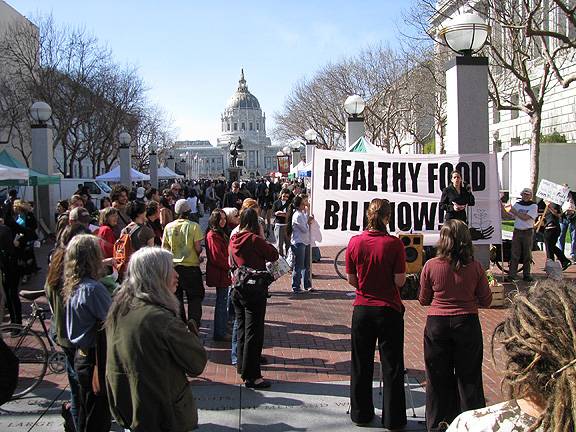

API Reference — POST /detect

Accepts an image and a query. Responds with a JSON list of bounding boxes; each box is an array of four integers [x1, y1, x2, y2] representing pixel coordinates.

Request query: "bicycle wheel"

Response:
[[334, 247, 347, 280], [1, 324, 48, 399]]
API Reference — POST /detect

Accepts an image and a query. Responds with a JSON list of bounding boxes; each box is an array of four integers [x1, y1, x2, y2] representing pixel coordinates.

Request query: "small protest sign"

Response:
[[536, 179, 569, 206]]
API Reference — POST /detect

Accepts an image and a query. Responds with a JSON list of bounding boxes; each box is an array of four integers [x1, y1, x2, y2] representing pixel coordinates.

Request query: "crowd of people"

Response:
[[1, 173, 576, 432]]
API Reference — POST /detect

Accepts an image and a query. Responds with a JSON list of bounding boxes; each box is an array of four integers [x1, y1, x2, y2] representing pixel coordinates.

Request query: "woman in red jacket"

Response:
[[96, 207, 119, 259], [206, 209, 232, 341], [419, 219, 492, 431], [229, 207, 279, 389]]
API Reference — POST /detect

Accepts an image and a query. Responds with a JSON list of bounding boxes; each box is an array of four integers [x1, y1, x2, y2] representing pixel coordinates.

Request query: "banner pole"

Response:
[[308, 145, 316, 280]]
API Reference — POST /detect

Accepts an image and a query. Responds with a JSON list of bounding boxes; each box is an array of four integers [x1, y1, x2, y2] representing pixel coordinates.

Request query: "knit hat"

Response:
[[174, 199, 191, 215]]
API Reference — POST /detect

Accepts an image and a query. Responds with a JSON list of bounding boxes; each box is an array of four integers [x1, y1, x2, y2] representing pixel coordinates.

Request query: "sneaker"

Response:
[[562, 261, 572, 271], [292, 288, 304, 294], [245, 378, 271, 389], [304, 287, 315, 292], [522, 276, 535, 282]]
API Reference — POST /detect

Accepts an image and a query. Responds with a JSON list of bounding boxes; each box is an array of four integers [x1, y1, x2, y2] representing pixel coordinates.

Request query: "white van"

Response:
[[56, 178, 111, 208]]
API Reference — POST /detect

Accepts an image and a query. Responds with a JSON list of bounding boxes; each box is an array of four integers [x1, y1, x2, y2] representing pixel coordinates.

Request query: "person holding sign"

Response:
[[439, 171, 475, 224], [542, 200, 572, 271], [287, 194, 313, 293], [345, 198, 407, 429]]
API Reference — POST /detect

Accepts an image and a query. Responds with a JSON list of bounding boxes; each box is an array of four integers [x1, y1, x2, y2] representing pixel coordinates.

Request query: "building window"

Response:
[[265, 156, 271, 169], [227, 123, 230, 131], [492, 105, 500, 124], [511, 94, 519, 119], [241, 122, 245, 130], [249, 122, 253, 131], [256, 123, 259, 131], [248, 150, 256, 169], [234, 123, 238, 131]]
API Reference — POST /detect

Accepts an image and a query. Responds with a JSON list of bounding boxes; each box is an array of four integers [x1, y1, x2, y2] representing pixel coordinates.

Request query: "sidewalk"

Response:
[[1, 240, 573, 431]]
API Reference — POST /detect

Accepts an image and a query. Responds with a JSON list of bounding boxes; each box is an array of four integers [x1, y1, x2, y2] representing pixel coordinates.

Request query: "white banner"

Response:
[[536, 178, 569, 206], [311, 149, 502, 246]]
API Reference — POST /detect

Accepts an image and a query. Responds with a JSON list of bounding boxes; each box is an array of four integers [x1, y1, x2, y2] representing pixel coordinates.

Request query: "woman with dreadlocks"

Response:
[[419, 219, 493, 431], [447, 279, 576, 432]]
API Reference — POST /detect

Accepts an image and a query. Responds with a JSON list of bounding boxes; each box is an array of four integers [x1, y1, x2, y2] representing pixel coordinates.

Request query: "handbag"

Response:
[[230, 254, 274, 296], [266, 255, 290, 280]]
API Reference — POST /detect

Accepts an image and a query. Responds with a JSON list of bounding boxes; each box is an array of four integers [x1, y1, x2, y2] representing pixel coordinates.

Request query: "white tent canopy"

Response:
[[157, 166, 183, 179], [96, 166, 150, 182], [0, 163, 29, 181]]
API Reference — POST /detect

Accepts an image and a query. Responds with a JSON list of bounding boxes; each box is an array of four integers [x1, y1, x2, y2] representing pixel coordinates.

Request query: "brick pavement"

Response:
[[10, 243, 576, 408]]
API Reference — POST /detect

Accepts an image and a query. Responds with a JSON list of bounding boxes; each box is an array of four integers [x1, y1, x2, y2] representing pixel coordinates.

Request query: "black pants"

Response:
[[74, 348, 111, 432], [424, 314, 485, 432], [544, 227, 569, 264], [175, 266, 205, 328], [2, 267, 21, 324], [350, 306, 406, 429], [232, 288, 267, 382]]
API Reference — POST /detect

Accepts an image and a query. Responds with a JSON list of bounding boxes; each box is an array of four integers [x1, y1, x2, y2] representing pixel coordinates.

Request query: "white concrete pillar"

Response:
[[119, 145, 131, 187], [346, 117, 365, 148], [445, 55, 490, 268], [31, 125, 54, 229], [150, 151, 158, 188], [445, 56, 489, 154]]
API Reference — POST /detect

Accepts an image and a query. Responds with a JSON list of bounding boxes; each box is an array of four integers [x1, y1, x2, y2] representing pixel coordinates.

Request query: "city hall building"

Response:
[[174, 70, 283, 179]]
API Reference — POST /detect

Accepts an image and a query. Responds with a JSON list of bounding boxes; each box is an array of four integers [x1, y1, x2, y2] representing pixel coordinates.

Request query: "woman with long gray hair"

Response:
[[64, 234, 112, 432], [105, 247, 207, 431]]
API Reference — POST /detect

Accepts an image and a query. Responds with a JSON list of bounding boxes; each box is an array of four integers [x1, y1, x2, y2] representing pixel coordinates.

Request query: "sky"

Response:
[[9, 0, 410, 146]]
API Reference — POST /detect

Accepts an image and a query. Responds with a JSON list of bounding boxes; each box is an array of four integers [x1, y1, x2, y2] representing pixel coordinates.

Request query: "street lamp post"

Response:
[[440, 12, 491, 267], [440, 13, 491, 155], [344, 94, 366, 148], [167, 151, 176, 173], [304, 129, 318, 165], [289, 140, 302, 169], [149, 142, 158, 188], [29, 101, 54, 229], [119, 129, 132, 187]]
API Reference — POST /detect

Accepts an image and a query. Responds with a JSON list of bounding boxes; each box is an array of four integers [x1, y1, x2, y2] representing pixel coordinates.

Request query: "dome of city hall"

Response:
[[225, 69, 261, 110]]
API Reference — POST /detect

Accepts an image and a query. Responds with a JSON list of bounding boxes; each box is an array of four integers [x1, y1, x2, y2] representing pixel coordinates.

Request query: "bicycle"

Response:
[[334, 246, 347, 280], [1, 290, 67, 399]]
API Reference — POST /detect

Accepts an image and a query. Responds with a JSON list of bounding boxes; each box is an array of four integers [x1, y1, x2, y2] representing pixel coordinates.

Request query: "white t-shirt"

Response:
[[512, 201, 538, 230], [186, 197, 198, 213], [447, 400, 541, 432]]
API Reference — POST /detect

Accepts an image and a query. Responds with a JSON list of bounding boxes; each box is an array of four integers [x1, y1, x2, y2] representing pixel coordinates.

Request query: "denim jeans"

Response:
[[214, 287, 229, 339], [291, 243, 311, 291], [63, 346, 80, 431], [557, 218, 576, 258], [228, 288, 238, 365]]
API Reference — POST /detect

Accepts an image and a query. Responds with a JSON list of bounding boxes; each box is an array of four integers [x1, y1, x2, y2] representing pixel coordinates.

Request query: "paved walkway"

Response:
[[1, 236, 574, 431]]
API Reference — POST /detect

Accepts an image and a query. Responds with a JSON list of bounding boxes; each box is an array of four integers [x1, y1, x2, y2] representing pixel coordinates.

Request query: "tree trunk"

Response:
[[529, 112, 542, 193]]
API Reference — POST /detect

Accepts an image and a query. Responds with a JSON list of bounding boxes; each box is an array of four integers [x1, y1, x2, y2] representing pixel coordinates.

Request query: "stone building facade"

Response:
[[175, 70, 282, 179]]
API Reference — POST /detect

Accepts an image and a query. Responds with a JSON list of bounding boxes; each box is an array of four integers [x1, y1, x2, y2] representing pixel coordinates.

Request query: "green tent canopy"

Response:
[[347, 137, 383, 154], [0, 150, 60, 186]]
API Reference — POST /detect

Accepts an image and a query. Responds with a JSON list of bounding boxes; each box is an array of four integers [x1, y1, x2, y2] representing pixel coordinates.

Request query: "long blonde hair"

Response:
[[63, 235, 103, 303]]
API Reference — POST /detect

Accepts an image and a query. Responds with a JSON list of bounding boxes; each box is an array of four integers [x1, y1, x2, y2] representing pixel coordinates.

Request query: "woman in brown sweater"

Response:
[[419, 219, 492, 431]]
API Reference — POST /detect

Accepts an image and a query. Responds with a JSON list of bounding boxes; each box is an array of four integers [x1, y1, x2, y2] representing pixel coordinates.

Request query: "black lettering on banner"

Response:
[[392, 162, 406, 192], [378, 162, 391, 192], [324, 200, 339, 229], [341, 201, 349, 231], [438, 206, 445, 230], [439, 162, 453, 190], [352, 161, 367, 191], [324, 159, 339, 190], [408, 163, 421, 193], [367, 162, 378, 191], [428, 163, 438, 193], [340, 160, 352, 190], [388, 201, 396, 231], [471, 162, 486, 191], [397, 202, 412, 231], [363, 201, 370, 229], [413, 202, 437, 231], [350, 201, 361, 231], [455, 162, 470, 184]]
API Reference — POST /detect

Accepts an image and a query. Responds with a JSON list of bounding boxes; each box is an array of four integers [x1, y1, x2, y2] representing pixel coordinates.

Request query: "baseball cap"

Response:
[[69, 207, 91, 224], [174, 199, 191, 215], [136, 187, 145, 199], [521, 188, 533, 195]]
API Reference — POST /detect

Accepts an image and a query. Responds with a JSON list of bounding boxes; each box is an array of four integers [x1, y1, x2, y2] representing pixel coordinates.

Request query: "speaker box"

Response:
[[399, 234, 424, 274]]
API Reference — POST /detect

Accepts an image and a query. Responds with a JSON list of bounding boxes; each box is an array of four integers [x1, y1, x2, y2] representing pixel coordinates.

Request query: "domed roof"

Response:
[[225, 69, 261, 110]]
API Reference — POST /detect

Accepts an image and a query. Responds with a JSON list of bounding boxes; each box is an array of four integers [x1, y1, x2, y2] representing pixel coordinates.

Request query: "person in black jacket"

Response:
[[223, 181, 243, 210], [439, 171, 475, 224], [0, 217, 21, 324]]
